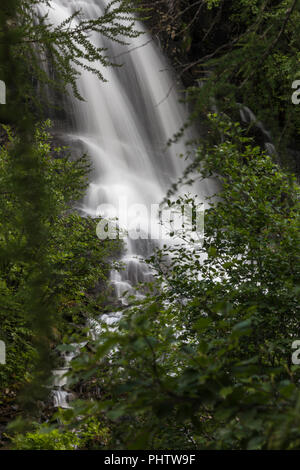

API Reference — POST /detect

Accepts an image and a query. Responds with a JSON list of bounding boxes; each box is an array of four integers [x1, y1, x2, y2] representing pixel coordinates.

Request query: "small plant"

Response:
[[11, 427, 80, 450], [10, 417, 111, 450]]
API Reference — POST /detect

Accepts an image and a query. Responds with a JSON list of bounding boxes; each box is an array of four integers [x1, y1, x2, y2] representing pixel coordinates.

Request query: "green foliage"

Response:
[[0, 123, 120, 403], [1, 0, 300, 452], [147, 0, 300, 171], [205, 0, 221, 9], [11, 427, 80, 450], [10, 417, 110, 450], [0, 0, 144, 110], [61, 115, 300, 450]]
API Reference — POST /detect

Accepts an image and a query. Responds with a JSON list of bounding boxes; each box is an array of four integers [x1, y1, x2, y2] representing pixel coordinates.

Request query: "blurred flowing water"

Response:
[[39, 0, 216, 407]]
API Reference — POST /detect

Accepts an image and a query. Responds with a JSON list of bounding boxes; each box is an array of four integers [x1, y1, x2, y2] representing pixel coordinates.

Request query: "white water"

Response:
[[41, 0, 216, 407]]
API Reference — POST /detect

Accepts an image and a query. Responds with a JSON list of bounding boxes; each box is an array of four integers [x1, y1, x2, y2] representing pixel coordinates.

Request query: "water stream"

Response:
[[39, 0, 216, 408]]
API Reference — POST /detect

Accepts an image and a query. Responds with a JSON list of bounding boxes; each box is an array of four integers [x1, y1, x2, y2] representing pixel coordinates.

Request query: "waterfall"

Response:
[[40, 0, 216, 407]]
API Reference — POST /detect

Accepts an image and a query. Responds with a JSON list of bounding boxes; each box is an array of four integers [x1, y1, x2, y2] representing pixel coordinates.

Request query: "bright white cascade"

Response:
[[39, 0, 216, 407]]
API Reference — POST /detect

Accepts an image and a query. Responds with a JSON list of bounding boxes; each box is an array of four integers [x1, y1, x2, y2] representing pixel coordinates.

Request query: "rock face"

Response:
[[141, 1, 300, 177]]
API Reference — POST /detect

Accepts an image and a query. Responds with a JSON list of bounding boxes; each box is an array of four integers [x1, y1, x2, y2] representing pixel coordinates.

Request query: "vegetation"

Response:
[[144, 0, 300, 173], [0, 0, 142, 112], [0, 0, 300, 452], [11, 417, 110, 450], [0, 122, 120, 422], [38, 115, 298, 450]]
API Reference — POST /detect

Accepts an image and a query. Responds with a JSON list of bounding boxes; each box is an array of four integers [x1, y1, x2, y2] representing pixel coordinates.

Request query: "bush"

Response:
[[65, 115, 300, 450]]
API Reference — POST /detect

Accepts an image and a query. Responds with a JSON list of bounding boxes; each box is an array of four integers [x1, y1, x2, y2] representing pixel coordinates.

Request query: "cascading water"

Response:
[[40, 0, 216, 407]]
